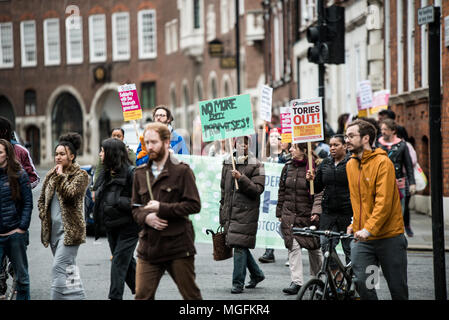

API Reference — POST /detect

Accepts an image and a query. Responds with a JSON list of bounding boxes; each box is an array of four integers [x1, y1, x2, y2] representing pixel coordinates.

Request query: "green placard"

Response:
[[199, 94, 255, 142]]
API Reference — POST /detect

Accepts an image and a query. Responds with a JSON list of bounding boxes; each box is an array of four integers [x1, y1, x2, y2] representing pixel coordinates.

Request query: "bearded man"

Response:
[[131, 122, 202, 300]]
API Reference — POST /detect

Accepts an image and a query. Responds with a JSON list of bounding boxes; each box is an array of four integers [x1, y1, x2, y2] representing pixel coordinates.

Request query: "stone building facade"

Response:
[[0, 0, 266, 165]]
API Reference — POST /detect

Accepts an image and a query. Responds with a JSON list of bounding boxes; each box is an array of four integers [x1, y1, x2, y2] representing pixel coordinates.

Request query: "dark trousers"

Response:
[[135, 256, 202, 300], [106, 224, 139, 300], [319, 214, 352, 270], [350, 234, 408, 300], [0, 231, 30, 300], [233, 247, 264, 289]]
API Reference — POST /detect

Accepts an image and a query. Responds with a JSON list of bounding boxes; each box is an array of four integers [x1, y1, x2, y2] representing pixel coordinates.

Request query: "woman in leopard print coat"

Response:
[[38, 132, 88, 299]]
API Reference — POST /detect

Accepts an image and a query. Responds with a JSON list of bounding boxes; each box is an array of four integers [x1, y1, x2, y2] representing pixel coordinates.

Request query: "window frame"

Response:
[[43, 18, 61, 66], [138, 9, 157, 60], [88, 14, 107, 63], [20, 20, 37, 67], [112, 11, 131, 61], [65, 15, 84, 65], [0, 22, 14, 69]]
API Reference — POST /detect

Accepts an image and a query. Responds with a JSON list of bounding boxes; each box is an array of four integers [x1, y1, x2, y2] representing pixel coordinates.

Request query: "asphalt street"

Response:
[[25, 168, 449, 300]]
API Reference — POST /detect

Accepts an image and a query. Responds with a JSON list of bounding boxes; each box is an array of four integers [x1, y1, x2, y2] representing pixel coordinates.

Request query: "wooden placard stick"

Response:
[[261, 122, 266, 161], [228, 138, 239, 190], [307, 141, 314, 195]]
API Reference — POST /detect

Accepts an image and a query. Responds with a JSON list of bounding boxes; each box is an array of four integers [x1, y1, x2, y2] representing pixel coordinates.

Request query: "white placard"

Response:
[[357, 80, 373, 111], [260, 85, 273, 122]]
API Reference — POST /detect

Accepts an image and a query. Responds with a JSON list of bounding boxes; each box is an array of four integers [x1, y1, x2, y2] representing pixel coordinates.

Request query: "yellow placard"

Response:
[[123, 109, 143, 121]]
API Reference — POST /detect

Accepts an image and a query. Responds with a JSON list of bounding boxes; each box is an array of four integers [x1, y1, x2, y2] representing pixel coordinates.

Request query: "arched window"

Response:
[[24, 89, 37, 115], [211, 77, 218, 99], [0, 95, 15, 129], [52, 92, 83, 154]]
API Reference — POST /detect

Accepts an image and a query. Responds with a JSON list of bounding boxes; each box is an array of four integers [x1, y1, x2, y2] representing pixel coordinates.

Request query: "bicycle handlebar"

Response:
[[292, 226, 354, 239]]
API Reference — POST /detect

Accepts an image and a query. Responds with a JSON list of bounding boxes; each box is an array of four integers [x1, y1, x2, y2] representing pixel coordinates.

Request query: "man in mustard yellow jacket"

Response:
[[345, 119, 408, 300]]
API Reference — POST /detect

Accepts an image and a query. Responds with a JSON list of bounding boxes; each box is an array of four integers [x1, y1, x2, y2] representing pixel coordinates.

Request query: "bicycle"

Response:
[[292, 226, 357, 300], [0, 255, 17, 300]]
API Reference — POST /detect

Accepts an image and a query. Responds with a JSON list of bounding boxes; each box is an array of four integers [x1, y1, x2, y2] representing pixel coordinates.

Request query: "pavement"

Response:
[[405, 210, 449, 251]]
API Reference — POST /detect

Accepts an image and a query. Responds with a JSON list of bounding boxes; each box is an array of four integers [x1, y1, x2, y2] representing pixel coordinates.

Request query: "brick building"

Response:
[[385, 0, 447, 222], [0, 0, 266, 165], [262, 0, 385, 136]]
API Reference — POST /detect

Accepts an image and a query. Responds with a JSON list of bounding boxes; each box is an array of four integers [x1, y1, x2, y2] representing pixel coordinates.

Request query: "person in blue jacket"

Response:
[[0, 139, 33, 300], [136, 106, 189, 165]]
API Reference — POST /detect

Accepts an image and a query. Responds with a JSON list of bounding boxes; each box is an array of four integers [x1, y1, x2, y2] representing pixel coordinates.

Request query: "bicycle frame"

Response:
[[293, 227, 355, 300], [318, 236, 353, 299]]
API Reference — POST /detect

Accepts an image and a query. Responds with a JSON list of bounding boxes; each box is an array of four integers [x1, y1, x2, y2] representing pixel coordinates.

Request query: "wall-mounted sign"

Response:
[[220, 56, 236, 69], [418, 5, 435, 25], [208, 39, 224, 57]]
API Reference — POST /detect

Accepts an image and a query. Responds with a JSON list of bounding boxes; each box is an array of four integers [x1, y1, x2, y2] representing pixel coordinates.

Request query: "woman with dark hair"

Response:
[[93, 138, 139, 300], [38, 132, 89, 300], [307, 134, 353, 281], [0, 139, 33, 300], [277, 143, 323, 295]]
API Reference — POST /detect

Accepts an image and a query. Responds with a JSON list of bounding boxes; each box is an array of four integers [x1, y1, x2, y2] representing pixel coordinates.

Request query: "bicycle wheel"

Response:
[[296, 278, 326, 300]]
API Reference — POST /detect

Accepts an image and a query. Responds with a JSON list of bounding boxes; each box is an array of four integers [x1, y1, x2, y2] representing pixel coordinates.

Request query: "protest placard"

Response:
[[198, 94, 255, 142], [118, 83, 143, 121], [260, 85, 273, 123], [290, 97, 324, 143], [357, 80, 373, 117], [370, 90, 390, 114], [280, 106, 292, 143]]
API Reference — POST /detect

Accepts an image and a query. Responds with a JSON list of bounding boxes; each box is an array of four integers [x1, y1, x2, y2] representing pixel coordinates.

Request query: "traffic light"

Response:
[[306, 25, 328, 64], [325, 5, 345, 64], [306, 5, 345, 65]]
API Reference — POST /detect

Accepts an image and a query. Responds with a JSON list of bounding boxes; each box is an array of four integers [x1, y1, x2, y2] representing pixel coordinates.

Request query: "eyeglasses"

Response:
[[154, 114, 167, 119], [344, 134, 360, 140]]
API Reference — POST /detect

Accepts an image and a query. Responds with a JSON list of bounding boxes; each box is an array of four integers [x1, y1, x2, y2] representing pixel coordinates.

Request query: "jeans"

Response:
[[107, 224, 139, 299], [0, 231, 30, 300], [232, 247, 264, 289], [350, 234, 408, 300]]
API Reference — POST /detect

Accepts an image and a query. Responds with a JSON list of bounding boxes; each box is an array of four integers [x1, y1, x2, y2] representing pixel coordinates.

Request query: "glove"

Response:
[[409, 184, 416, 195]]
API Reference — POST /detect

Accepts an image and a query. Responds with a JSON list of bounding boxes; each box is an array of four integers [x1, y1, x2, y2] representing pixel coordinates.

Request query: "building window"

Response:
[[112, 12, 130, 61], [194, 0, 201, 29], [66, 16, 83, 64], [407, 1, 415, 91], [221, 0, 229, 34], [25, 89, 37, 116], [20, 20, 37, 67], [195, 78, 203, 102], [141, 82, 156, 110], [300, 0, 317, 28], [206, 4, 216, 41], [165, 19, 178, 55], [138, 10, 157, 59], [44, 18, 60, 66], [89, 14, 107, 63], [0, 22, 14, 68]]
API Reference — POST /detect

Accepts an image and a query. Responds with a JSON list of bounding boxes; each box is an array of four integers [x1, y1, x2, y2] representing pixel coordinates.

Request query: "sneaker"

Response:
[[405, 226, 414, 237], [258, 249, 275, 263], [245, 275, 265, 289], [282, 282, 301, 295], [231, 286, 244, 294], [285, 259, 290, 267]]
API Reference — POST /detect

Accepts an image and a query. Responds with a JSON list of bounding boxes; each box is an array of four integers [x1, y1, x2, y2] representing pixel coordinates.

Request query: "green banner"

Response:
[[198, 94, 255, 142], [175, 155, 286, 249]]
